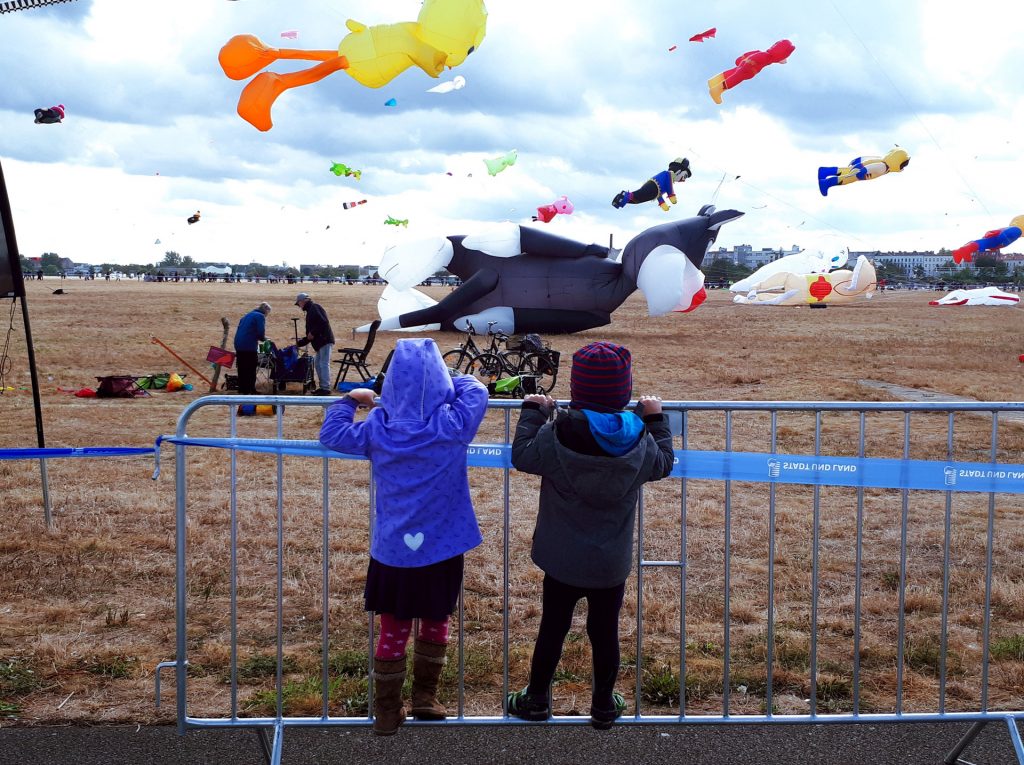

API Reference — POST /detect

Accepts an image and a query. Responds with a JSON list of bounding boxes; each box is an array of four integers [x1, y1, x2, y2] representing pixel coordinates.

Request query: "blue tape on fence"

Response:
[[0, 446, 155, 461], [155, 436, 1024, 495], [671, 450, 1024, 494]]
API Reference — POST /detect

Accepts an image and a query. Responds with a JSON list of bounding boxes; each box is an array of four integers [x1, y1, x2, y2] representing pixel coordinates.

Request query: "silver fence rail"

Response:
[[154, 395, 1024, 765]]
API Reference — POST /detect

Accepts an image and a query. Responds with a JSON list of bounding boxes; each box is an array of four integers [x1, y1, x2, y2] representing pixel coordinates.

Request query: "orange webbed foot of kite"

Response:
[[234, 56, 350, 131], [219, 35, 280, 81], [237, 72, 288, 132], [708, 74, 725, 105]]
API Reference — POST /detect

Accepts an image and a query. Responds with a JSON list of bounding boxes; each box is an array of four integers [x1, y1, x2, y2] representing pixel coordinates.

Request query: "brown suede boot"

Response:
[[371, 657, 407, 736], [410, 639, 448, 720]]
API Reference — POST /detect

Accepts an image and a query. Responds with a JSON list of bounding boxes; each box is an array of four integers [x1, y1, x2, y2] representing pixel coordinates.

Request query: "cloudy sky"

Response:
[[1, 0, 1021, 268]]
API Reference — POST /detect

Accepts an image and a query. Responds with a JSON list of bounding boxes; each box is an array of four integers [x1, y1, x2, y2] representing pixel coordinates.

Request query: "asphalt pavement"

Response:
[[0, 720, 1021, 765]]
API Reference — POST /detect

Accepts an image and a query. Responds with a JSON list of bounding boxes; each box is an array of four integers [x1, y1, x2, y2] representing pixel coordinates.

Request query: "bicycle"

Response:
[[443, 321, 525, 376], [517, 340, 560, 395]]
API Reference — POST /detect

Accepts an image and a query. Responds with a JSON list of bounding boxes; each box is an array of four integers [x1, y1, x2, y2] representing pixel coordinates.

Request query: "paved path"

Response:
[[0, 721, 1021, 765], [859, 380, 1024, 425]]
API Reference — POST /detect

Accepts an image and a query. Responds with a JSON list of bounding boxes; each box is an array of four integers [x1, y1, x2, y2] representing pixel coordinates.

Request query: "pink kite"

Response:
[[532, 195, 574, 223], [280, 30, 298, 40]]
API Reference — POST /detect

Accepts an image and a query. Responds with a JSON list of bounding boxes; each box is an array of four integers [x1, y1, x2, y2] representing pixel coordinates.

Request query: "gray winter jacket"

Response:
[[512, 406, 674, 588]]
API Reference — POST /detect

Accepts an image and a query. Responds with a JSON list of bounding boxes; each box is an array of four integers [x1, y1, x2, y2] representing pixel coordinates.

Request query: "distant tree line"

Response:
[[16, 251, 362, 280], [20, 250, 1024, 287]]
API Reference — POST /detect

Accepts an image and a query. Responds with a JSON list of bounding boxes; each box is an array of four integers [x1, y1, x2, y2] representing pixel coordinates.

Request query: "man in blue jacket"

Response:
[[233, 302, 271, 395], [295, 292, 335, 395]]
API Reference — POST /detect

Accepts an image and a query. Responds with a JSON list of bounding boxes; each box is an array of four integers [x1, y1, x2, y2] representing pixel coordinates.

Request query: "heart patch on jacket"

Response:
[[403, 532, 424, 551]]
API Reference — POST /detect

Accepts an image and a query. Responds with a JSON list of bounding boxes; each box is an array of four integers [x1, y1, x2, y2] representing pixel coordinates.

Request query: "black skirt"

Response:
[[364, 554, 464, 621]]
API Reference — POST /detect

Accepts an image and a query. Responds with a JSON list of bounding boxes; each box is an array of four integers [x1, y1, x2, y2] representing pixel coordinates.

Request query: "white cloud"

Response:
[[1, 0, 1022, 267]]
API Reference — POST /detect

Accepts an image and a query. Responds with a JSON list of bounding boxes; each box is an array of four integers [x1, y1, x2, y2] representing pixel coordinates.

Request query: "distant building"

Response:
[[853, 251, 954, 278], [707, 244, 801, 268]]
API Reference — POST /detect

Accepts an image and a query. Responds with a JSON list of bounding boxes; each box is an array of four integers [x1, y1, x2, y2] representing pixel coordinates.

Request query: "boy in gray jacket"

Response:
[[509, 341, 674, 729]]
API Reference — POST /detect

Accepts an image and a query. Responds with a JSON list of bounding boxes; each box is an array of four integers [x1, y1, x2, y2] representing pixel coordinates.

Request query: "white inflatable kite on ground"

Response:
[[928, 287, 1020, 307], [377, 284, 441, 331], [730, 249, 848, 294], [733, 255, 876, 306]]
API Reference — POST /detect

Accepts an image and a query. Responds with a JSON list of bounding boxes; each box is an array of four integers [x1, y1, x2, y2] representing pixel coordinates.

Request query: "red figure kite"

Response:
[[708, 39, 794, 104]]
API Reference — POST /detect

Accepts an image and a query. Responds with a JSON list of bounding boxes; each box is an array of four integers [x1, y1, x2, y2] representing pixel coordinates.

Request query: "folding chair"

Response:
[[333, 319, 381, 389]]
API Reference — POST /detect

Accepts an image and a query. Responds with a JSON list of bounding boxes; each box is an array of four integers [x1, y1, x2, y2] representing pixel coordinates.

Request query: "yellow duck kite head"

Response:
[[416, 0, 488, 68]]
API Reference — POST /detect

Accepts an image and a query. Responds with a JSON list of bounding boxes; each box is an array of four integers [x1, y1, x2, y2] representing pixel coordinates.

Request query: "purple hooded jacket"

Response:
[[319, 338, 489, 567]]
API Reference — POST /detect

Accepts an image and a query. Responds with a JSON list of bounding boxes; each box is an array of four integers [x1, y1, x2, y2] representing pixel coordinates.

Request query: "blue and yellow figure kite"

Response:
[[818, 147, 910, 196], [219, 0, 487, 131]]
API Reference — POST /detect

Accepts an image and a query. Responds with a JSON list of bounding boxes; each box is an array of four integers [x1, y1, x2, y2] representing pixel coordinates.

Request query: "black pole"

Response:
[[0, 161, 44, 450], [18, 295, 47, 451], [0, 159, 51, 525]]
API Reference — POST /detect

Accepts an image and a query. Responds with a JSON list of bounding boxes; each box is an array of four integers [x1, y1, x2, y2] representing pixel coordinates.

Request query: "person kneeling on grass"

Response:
[[319, 338, 488, 735], [509, 341, 674, 729]]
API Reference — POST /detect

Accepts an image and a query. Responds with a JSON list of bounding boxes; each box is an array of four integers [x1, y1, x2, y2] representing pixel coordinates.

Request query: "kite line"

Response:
[[828, 0, 992, 217]]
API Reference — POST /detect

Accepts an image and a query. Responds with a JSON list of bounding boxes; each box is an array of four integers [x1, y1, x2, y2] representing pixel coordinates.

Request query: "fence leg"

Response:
[[39, 457, 52, 528], [270, 722, 285, 765], [1006, 717, 1024, 765], [254, 727, 272, 765], [944, 720, 987, 765]]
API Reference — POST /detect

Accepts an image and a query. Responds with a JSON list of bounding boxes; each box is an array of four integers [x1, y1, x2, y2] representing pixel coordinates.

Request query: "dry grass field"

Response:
[[2, 276, 1024, 725]]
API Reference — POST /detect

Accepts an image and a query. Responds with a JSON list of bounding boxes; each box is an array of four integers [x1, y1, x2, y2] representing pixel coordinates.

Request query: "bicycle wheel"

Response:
[[501, 350, 528, 375], [523, 352, 557, 394], [466, 352, 507, 387], [443, 349, 474, 374], [303, 355, 317, 393]]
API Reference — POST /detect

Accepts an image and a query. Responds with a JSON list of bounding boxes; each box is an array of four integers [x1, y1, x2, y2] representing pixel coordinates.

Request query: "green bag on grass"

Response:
[[136, 373, 170, 390]]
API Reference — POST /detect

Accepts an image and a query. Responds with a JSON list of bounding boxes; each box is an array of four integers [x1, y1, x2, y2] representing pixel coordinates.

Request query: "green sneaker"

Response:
[[589, 691, 626, 730], [506, 687, 549, 721]]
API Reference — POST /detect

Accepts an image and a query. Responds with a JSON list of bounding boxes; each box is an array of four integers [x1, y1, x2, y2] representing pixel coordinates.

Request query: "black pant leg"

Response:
[[585, 580, 626, 708], [236, 350, 257, 395], [526, 574, 581, 698]]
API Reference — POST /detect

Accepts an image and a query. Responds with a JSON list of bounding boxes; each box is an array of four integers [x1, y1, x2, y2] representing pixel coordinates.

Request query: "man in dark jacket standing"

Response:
[[233, 302, 271, 395], [295, 292, 335, 395]]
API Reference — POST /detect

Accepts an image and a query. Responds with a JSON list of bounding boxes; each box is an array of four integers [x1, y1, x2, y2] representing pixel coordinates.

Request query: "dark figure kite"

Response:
[[612, 158, 691, 211], [34, 104, 65, 124]]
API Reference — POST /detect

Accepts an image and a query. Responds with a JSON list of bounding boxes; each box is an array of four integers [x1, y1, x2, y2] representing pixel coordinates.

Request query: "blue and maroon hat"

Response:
[[569, 341, 632, 411]]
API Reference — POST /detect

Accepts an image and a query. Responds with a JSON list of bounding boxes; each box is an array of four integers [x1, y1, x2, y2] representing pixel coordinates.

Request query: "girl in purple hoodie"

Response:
[[319, 338, 488, 735]]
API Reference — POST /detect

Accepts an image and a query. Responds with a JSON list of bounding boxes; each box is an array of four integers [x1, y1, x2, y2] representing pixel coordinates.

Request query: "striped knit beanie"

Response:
[[569, 341, 632, 411]]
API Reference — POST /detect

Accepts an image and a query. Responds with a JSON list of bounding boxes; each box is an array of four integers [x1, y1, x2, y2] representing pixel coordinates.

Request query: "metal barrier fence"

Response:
[[154, 395, 1024, 765]]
